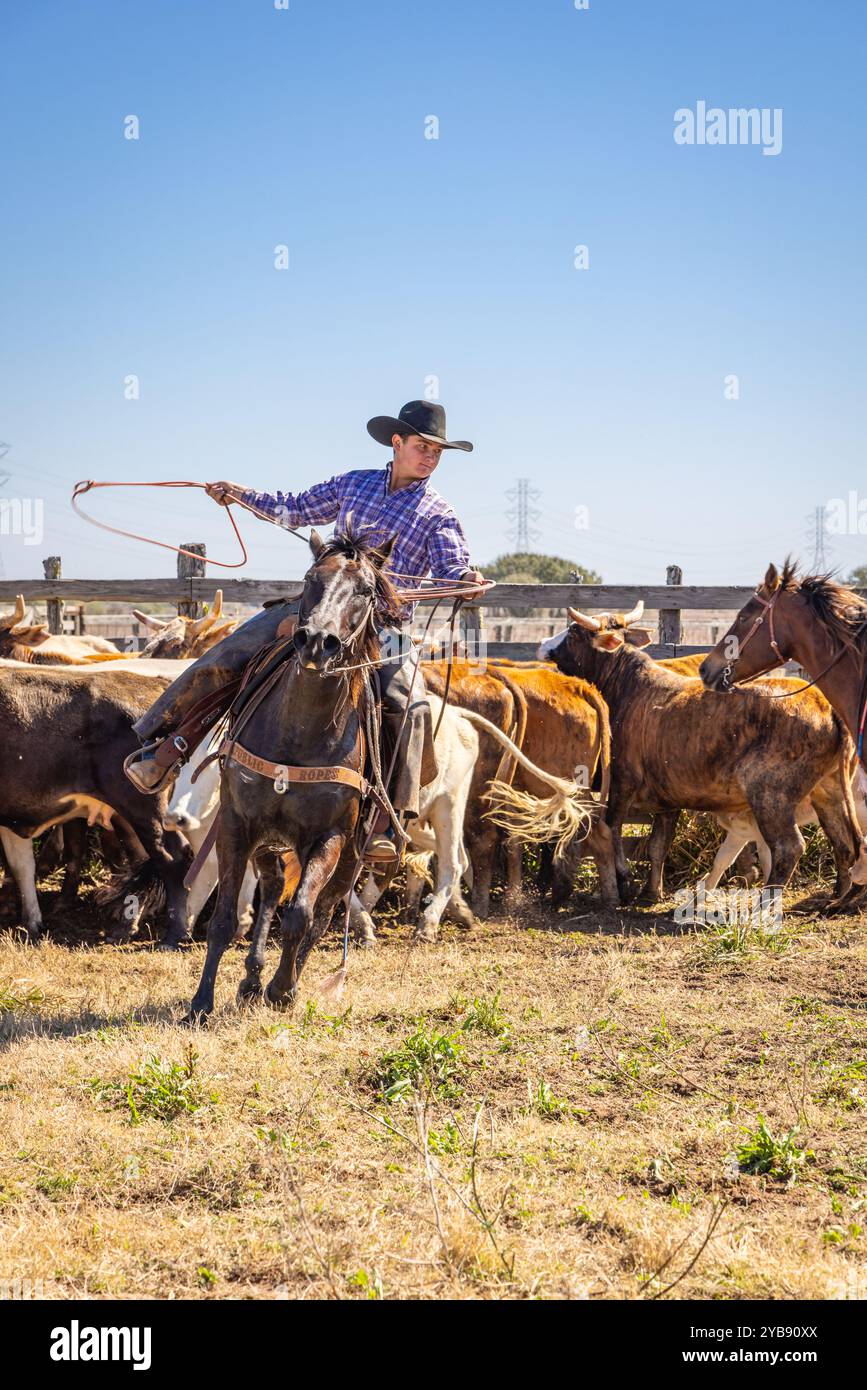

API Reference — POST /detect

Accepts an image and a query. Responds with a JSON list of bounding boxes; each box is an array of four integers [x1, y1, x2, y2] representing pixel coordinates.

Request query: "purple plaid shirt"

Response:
[[241, 465, 472, 618]]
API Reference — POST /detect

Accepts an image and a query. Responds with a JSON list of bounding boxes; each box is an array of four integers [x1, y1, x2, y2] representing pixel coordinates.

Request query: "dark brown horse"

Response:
[[185, 531, 401, 1023]]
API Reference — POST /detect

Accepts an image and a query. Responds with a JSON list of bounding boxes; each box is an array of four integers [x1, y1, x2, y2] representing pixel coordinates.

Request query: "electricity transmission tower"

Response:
[[807, 504, 831, 573], [505, 478, 541, 552]]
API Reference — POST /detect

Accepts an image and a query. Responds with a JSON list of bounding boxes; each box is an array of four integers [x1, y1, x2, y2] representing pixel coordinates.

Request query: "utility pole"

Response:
[[505, 478, 541, 553]]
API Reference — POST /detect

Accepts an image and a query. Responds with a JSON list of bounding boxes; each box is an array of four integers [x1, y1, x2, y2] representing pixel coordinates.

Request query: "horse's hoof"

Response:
[[180, 1009, 209, 1028], [412, 925, 438, 945], [159, 934, 193, 952], [263, 983, 294, 1012], [236, 982, 264, 1006]]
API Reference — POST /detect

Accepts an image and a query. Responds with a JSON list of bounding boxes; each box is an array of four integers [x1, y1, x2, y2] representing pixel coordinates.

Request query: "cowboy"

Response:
[[126, 400, 487, 864]]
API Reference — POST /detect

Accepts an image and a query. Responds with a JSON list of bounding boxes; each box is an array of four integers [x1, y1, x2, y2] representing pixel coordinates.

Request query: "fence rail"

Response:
[[0, 576, 771, 610], [2, 550, 829, 663]]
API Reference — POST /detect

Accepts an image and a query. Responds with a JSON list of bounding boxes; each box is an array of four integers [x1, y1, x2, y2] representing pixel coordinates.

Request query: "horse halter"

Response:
[[721, 589, 785, 690], [295, 555, 377, 673]]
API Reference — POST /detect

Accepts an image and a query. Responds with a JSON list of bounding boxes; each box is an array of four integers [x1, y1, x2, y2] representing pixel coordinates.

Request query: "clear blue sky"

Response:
[[2, 0, 865, 586]]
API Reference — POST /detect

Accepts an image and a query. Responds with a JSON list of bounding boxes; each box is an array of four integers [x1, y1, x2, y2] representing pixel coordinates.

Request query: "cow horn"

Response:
[[567, 606, 601, 632], [132, 609, 167, 631], [12, 594, 26, 626], [210, 589, 223, 620], [621, 599, 644, 627]]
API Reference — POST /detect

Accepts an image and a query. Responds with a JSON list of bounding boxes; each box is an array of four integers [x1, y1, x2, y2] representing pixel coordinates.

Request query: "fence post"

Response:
[[177, 543, 206, 619], [43, 555, 62, 634], [658, 564, 682, 651], [460, 605, 483, 664]]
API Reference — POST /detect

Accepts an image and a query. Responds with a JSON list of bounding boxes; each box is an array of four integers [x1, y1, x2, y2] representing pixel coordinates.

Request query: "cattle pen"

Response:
[[1, 549, 866, 1305]]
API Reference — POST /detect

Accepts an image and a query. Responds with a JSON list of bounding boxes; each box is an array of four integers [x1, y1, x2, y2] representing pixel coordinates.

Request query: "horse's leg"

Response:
[[349, 889, 377, 947], [238, 854, 284, 1002], [186, 813, 252, 1022], [233, 864, 259, 943], [264, 832, 345, 1011], [704, 827, 750, 892]]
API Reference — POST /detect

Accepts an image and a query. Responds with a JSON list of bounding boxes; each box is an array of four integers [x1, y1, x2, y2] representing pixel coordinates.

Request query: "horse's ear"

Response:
[[309, 529, 326, 558], [762, 562, 781, 596], [371, 534, 397, 568]]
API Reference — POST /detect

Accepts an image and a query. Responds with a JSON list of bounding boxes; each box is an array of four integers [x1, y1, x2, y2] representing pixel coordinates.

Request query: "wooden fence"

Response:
[[0, 549, 776, 661]]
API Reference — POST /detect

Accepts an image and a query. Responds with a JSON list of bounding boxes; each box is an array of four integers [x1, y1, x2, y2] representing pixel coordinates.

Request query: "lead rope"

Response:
[[323, 595, 451, 998]]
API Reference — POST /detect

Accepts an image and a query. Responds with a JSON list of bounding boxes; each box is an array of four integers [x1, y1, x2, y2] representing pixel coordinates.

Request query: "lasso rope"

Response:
[[70, 478, 494, 603]]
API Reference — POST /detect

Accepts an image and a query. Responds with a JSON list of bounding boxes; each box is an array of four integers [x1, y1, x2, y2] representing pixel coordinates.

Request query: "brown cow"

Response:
[[424, 660, 619, 909], [486, 663, 611, 905], [0, 667, 192, 942], [0, 595, 118, 662]]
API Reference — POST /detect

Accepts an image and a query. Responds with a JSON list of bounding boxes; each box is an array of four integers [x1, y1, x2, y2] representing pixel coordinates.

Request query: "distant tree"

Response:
[[483, 552, 602, 585], [848, 565, 867, 589]]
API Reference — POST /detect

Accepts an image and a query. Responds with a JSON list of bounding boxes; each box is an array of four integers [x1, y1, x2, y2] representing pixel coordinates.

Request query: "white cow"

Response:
[[359, 693, 478, 942]]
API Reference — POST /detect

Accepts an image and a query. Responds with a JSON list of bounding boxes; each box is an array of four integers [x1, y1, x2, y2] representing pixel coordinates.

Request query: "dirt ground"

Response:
[[1, 875, 866, 1302]]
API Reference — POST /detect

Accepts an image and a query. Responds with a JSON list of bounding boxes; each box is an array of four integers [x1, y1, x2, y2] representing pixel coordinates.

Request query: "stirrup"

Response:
[[363, 833, 401, 867], [123, 741, 182, 796]]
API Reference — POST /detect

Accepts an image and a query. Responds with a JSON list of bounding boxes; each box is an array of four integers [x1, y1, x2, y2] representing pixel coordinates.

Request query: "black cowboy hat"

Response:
[[366, 400, 473, 452]]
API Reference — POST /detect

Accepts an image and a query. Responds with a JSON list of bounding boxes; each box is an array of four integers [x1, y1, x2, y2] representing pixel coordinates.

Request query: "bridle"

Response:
[[720, 586, 867, 764], [294, 556, 376, 675], [719, 588, 785, 691]]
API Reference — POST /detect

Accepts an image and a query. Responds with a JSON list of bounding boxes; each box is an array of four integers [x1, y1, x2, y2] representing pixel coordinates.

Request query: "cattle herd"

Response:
[[1, 585, 866, 964]]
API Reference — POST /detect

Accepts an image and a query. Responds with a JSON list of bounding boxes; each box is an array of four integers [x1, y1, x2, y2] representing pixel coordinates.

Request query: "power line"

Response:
[[505, 478, 541, 552]]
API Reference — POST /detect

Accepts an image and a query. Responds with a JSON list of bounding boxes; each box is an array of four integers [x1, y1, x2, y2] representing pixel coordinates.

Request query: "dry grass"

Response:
[[1, 889, 866, 1301]]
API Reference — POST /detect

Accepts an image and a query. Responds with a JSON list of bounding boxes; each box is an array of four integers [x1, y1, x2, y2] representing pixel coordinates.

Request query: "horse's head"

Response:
[[293, 529, 401, 673], [699, 559, 867, 692]]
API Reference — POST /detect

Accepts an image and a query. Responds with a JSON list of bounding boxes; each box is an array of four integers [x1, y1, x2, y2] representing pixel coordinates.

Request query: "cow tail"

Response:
[[486, 668, 529, 786], [457, 708, 595, 860], [94, 856, 166, 922], [575, 679, 611, 806]]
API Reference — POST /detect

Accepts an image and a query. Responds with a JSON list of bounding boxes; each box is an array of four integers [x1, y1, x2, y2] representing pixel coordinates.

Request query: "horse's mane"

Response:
[[778, 556, 867, 655], [316, 531, 404, 629], [313, 531, 405, 700]]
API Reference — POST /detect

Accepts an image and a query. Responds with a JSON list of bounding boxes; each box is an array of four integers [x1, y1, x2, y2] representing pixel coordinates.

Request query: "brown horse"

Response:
[[185, 531, 401, 1024], [699, 559, 867, 896], [700, 561, 867, 742]]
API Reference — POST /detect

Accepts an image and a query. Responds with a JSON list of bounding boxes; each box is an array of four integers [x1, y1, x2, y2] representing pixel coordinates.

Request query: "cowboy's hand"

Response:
[[461, 568, 487, 599], [205, 480, 245, 506]]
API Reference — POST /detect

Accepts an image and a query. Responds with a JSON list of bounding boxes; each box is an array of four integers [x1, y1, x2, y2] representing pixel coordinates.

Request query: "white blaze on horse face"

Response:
[[537, 629, 569, 660]]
